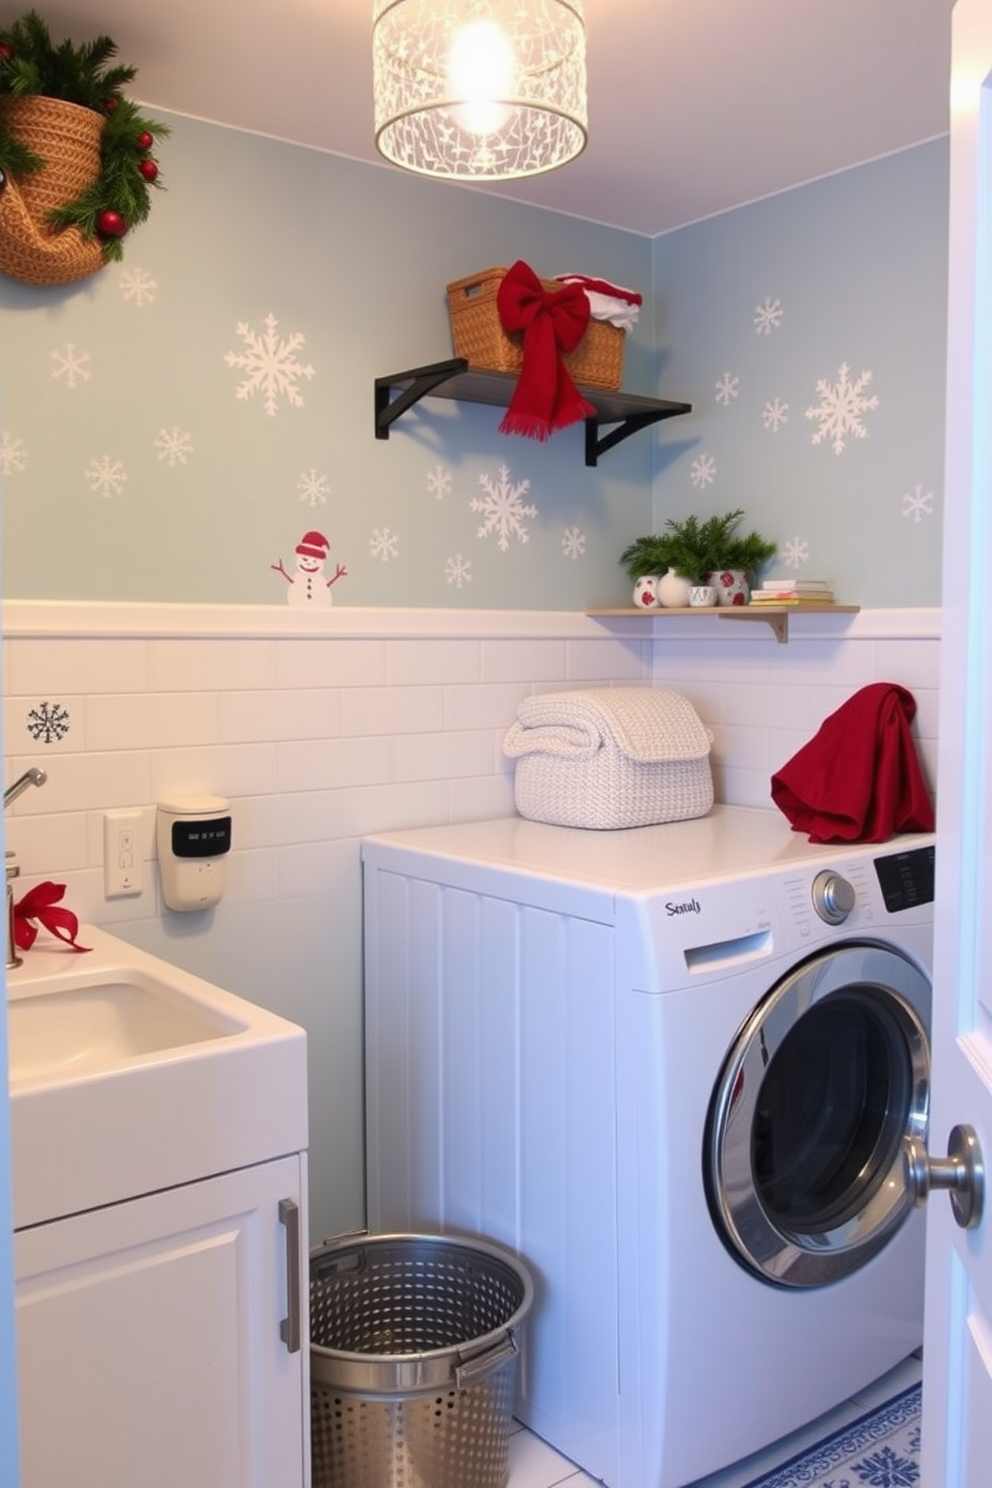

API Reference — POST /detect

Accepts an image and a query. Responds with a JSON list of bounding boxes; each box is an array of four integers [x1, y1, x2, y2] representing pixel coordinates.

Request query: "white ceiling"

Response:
[[42, 0, 953, 237]]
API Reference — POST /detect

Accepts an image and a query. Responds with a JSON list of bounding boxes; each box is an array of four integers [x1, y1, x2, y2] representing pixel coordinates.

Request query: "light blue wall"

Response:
[[650, 139, 949, 605], [0, 112, 656, 610]]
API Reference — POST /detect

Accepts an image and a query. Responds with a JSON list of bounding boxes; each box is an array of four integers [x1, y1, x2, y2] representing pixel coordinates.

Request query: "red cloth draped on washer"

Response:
[[770, 682, 935, 843]]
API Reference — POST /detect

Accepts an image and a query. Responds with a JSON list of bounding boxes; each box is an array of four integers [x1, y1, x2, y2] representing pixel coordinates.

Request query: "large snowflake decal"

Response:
[[154, 427, 193, 467], [849, 1444, 919, 1485], [427, 464, 453, 500], [119, 267, 158, 307], [26, 701, 70, 744], [754, 296, 783, 334], [445, 554, 472, 589], [370, 526, 400, 562], [783, 536, 810, 567], [806, 362, 879, 454], [690, 454, 716, 489], [471, 463, 538, 550], [1, 432, 27, 475], [562, 526, 586, 559], [902, 485, 934, 523], [762, 398, 789, 432], [51, 343, 91, 388], [85, 455, 127, 497], [298, 469, 329, 507], [225, 313, 315, 417], [715, 372, 740, 406]]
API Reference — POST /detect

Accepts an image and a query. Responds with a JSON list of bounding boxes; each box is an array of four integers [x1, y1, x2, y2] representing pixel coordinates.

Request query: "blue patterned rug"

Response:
[[740, 1383, 921, 1487]]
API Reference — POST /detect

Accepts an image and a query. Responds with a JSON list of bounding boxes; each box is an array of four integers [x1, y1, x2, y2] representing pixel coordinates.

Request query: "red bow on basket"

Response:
[[14, 882, 91, 953], [496, 260, 596, 440]]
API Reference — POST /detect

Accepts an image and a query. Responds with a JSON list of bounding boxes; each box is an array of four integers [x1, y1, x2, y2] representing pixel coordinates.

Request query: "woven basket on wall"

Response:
[[0, 95, 106, 286], [446, 267, 625, 391]]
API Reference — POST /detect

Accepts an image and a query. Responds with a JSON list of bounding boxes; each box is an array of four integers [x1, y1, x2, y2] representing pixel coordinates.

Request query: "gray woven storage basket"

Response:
[[503, 685, 714, 830], [310, 1232, 534, 1488]]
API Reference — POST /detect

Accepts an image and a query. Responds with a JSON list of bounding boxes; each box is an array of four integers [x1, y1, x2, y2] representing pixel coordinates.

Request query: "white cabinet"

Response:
[[14, 1152, 309, 1488]]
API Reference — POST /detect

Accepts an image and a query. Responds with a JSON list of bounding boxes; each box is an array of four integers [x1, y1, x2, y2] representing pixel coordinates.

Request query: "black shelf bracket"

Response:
[[584, 406, 684, 467], [375, 359, 470, 439]]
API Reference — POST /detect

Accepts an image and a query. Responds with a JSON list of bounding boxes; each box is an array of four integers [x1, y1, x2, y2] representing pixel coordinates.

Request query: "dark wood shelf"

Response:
[[374, 358, 692, 467], [586, 604, 860, 645]]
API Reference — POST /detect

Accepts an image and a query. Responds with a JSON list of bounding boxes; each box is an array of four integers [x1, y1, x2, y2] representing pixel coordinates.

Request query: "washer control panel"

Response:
[[812, 870, 857, 924]]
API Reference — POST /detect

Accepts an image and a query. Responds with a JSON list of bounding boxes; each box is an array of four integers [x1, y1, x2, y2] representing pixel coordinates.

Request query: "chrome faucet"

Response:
[[5, 767, 47, 970]]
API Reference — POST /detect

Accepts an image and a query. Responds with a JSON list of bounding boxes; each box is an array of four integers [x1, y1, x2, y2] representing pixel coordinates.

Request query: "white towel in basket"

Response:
[[503, 687, 713, 829]]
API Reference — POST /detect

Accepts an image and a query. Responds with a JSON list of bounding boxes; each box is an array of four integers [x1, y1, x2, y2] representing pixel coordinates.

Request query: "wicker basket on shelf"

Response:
[[446, 266, 625, 390]]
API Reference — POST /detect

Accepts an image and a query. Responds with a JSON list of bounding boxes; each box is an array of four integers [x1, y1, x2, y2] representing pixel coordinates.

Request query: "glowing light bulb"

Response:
[[448, 19, 516, 135]]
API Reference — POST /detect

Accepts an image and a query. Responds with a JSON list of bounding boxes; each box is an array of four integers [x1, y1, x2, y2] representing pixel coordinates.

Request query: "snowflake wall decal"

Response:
[[902, 485, 935, 523], [427, 464, 453, 500], [783, 536, 810, 567], [51, 343, 91, 388], [298, 469, 329, 507], [154, 427, 193, 467], [370, 527, 400, 561], [445, 554, 472, 589], [225, 313, 315, 417], [562, 526, 586, 559], [26, 701, 70, 744], [762, 398, 789, 432], [119, 268, 158, 307], [1, 432, 27, 476], [690, 454, 716, 489], [471, 463, 538, 551], [85, 455, 127, 497], [806, 362, 879, 454], [715, 372, 740, 406], [754, 297, 783, 335]]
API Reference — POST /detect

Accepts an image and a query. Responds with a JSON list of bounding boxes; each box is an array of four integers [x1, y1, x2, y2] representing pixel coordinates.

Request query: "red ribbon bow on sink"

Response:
[[14, 881, 91, 953]]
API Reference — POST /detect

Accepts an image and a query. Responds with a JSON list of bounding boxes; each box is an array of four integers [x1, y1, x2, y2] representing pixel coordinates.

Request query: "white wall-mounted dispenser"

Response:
[[156, 795, 232, 911]]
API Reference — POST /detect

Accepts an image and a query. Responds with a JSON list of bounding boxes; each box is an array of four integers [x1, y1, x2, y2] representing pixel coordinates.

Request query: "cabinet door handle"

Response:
[[278, 1198, 302, 1354]]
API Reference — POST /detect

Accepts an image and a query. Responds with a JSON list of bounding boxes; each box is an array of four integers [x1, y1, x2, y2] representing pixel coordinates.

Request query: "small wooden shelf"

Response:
[[586, 604, 860, 645], [375, 358, 692, 467]]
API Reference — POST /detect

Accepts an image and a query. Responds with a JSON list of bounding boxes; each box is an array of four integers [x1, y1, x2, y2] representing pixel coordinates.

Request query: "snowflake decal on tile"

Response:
[[154, 427, 193, 467], [471, 463, 538, 551], [690, 454, 716, 489], [51, 343, 91, 388], [783, 536, 810, 567], [370, 527, 400, 561], [902, 485, 935, 523], [26, 700, 70, 744], [445, 554, 472, 589], [715, 372, 740, 406], [754, 297, 783, 335], [85, 455, 127, 497], [427, 464, 453, 500], [562, 526, 586, 559], [1, 432, 27, 476], [224, 313, 315, 417], [120, 267, 158, 306], [806, 361, 879, 454], [762, 398, 789, 432], [298, 469, 329, 507]]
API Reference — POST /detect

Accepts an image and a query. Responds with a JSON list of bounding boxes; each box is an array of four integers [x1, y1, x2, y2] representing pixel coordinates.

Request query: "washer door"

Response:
[[705, 942, 930, 1288]]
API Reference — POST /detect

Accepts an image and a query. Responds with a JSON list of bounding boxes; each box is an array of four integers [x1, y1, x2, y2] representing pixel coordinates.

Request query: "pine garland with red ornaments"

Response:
[[0, 9, 167, 260]]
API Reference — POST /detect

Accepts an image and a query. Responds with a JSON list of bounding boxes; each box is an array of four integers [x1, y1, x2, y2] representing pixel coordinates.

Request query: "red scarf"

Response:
[[14, 881, 91, 952], [496, 260, 596, 440]]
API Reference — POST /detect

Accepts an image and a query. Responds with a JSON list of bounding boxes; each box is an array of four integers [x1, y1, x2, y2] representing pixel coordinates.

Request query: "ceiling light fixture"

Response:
[[372, 0, 587, 182]]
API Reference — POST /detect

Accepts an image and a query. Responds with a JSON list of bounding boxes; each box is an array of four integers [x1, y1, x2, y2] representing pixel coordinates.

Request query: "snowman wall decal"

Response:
[[272, 531, 348, 606]]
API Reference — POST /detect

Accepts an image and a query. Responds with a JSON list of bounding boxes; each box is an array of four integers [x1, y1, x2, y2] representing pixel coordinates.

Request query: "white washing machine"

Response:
[[361, 805, 934, 1488]]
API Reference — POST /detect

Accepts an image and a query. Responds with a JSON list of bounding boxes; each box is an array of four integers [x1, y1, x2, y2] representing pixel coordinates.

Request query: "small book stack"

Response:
[[749, 578, 834, 605]]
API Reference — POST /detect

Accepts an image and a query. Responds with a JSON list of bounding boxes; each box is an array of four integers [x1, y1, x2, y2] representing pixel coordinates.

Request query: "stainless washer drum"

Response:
[[309, 1232, 535, 1488]]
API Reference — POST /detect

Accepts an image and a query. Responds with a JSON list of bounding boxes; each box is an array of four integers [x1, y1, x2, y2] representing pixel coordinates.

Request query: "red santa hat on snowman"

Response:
[[296, 531, 329, 561]]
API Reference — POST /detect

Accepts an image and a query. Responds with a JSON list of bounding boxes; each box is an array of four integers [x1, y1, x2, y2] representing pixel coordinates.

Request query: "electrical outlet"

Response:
[[103, 809, 144, 898]]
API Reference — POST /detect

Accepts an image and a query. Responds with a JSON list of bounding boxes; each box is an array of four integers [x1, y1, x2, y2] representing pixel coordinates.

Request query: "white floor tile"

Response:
[[846, 1351, 923, 1410], [507, 1424, 590, 1487]]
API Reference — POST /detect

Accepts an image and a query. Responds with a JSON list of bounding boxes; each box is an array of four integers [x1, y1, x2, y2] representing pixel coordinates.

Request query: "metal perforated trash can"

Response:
[[309, 1232, 534, 1488]]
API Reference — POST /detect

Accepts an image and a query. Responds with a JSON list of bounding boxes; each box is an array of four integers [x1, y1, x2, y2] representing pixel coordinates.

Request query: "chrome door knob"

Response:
[[904, 1123, 985, 1230], [811, 870, 856, 924]]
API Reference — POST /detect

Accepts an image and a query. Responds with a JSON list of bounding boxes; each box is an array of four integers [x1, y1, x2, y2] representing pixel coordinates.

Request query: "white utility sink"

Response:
[[5, 927, 308, 1230]]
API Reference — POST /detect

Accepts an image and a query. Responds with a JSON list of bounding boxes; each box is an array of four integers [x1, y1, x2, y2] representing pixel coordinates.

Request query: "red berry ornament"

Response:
[[97, 209, 128, 239], [137, 131, 153, 151], [0, 42, 13, 61], [103, 95, 118, 113], [138, 158, 158, 182]]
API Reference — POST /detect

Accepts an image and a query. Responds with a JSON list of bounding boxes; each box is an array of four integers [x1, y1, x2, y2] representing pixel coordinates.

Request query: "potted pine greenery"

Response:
[[620, 509, 777, 607]]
